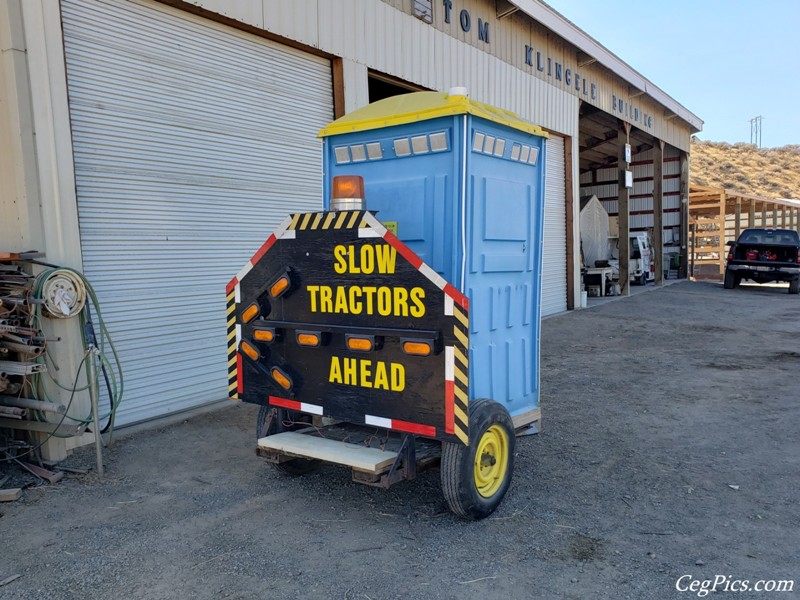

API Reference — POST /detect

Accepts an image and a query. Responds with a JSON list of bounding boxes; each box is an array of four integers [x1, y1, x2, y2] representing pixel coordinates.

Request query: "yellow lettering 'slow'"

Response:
[[331, 244, 397, 275]]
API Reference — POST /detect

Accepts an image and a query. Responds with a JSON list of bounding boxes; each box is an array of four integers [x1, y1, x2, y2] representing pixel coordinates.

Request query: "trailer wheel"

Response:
[[723, 269, 735, 289], [441, 398, 515, 520], [256, 404, 320, 476], [789, 278, 799, 295]]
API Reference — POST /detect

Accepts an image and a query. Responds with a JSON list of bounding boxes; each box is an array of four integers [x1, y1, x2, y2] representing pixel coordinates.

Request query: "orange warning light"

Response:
[[332, 175, 365, 200]]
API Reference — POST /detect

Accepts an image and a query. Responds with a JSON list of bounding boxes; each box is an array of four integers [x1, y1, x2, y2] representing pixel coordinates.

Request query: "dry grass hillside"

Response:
[[690, 139, 800, 199]]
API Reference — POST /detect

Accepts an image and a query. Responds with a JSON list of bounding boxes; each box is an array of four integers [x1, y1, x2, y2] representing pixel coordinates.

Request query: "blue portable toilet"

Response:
[[318, 90, 548, 431]]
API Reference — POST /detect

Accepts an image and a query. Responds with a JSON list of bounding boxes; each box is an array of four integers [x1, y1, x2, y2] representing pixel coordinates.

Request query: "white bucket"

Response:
[[580, 290, 588, 308]]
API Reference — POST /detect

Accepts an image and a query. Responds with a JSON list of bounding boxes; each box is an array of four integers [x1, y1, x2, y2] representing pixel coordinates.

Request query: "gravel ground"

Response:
[[1, 280, 798, 599]]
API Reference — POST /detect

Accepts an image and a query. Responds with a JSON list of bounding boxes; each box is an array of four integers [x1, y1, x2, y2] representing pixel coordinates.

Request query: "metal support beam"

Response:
[[618, 121, 631, 295], [653, 141, 664, 285], [496, 0, 519, 18]]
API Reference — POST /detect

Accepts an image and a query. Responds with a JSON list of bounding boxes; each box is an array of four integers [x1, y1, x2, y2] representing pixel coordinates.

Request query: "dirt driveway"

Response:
[[1, 281, 798, 599]]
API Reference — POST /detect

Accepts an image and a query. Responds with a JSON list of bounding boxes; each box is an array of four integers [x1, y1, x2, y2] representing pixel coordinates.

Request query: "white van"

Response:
[[628, 233, 654, 285], [609, 232, 653, 285]]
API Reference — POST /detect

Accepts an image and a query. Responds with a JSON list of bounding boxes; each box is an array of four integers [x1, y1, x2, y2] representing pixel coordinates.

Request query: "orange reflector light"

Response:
[[253, 328, 275, 343], [271, 367, 292, 390], [296, 332, 321, 347], [241, 303, 259, 323], [346, 336, 374, 352], [240, 340, 260, 361], [402, 340, 432, 356], [332, 175, 365, 200], [269, 275, 290, 298]]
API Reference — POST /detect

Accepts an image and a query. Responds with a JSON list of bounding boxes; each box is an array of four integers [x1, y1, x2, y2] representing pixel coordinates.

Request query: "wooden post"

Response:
[[679, 150, 689, 278], [761, 202, 768, 227], [618, 121, 632, 296], [748, 200, 755, 229], [653, 141, 664, 285], [735, 198, 742, 239], [772, 204, 778, 229], [564, 136, 575, 310], [331, 58, 346, 119], [782, 206, 787, 227], [718, 190, 726, 276]]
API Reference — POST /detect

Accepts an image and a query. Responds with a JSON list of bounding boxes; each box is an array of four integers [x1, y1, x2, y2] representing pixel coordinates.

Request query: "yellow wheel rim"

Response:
[[473, 424, 509, 498]]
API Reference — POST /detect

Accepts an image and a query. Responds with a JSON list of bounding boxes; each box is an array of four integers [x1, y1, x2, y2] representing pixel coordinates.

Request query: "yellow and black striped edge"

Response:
[[452, 304, 469, 445], [226, 289, 238, 400], [286, 210, 368, 231]]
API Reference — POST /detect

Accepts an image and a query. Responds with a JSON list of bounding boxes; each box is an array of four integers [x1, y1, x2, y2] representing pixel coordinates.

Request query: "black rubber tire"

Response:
[[789, 278, 799, 295], [733, 274, 742, 288], [256, 404, 320, 476], [639, 272, 647, 286], [723, 269, 735, 289], [440, 398, 515, 520]]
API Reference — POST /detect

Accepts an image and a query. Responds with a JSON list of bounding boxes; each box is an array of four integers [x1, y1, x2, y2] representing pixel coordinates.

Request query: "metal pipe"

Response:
[[87, 347, 104, 477], [0, 407, 25, 419], [0, 395, 66, 414]]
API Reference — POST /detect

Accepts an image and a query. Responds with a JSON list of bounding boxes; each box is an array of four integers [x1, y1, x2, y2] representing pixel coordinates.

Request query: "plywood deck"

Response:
[[257, 432, 398, 473]]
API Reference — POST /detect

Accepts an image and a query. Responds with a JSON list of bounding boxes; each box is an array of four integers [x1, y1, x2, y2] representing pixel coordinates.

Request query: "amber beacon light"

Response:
[[331, 175, 365, 212]]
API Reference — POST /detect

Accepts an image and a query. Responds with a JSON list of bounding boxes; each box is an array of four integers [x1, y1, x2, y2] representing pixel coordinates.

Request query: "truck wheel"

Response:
[[441, 398, 515, 520], [723, 269, 735, 289], [789, 278, 800, 295], [639, 272, 647, 286], [257, 404, 320, 476]]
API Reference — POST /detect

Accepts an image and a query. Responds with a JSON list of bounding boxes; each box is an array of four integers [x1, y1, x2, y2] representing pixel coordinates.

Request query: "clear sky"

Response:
[[545, 0, 800, 148]]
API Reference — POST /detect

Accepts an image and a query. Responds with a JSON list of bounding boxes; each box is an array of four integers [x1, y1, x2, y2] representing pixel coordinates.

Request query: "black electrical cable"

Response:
[[83, 303, 116, 434]]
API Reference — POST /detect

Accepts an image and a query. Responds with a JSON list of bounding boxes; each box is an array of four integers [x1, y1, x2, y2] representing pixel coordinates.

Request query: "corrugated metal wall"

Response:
[[187, 0, 581, 139], [542, 135, 567, 315], [61, 0, 333, 424], [187, 0, 692, 150], [580, 147, 683, 255]]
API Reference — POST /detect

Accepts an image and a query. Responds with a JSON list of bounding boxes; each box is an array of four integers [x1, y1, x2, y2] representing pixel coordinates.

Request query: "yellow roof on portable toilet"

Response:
[[318, 91, 548, 138]]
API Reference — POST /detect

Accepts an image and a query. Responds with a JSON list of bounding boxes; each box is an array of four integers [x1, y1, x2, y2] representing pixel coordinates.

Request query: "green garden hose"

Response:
[[29, 267, 123, 443]]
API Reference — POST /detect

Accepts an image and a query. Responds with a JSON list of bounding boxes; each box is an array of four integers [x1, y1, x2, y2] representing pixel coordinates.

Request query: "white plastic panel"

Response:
[[541, 135, 567, 316]]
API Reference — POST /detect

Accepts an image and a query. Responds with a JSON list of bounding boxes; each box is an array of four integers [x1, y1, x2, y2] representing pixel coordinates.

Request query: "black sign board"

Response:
[[226, 210, 470, 445]]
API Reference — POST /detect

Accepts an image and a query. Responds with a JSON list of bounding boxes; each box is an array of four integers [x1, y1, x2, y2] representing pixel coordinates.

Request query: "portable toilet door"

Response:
[[463, 119, 546, 427]]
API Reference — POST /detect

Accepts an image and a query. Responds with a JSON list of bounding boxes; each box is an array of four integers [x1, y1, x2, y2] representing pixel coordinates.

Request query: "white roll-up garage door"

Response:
[[541, 135, 567, 316], [61, 0, 333, 425]]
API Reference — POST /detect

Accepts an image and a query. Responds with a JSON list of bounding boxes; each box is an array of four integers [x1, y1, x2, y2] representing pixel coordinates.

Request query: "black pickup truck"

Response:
[[724, 228, 800, 294]]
